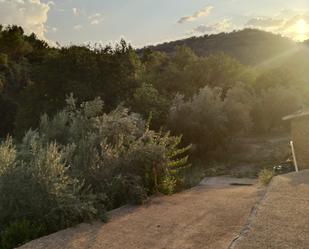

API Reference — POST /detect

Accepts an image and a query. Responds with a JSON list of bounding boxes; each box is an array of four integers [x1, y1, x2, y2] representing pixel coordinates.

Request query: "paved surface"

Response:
[[19, 177, 261, 249], [234, 170, 309, 249]]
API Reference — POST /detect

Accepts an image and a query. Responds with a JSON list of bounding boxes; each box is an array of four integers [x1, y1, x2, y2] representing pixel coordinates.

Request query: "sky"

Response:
[[1, 0, 309, 47]]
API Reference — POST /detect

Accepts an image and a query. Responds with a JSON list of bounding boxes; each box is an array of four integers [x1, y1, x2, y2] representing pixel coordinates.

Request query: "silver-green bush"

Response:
[[168, 85, 252, 156], [0, 95, 190, 248]]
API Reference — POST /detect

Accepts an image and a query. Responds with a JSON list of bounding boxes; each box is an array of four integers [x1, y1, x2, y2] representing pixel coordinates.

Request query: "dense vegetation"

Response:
[[0, 96, 190, 248], [1, 25, 309, 248]]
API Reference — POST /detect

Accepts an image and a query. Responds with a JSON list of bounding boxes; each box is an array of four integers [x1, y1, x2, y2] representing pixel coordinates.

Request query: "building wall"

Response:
[[292, 117, 309, 170]]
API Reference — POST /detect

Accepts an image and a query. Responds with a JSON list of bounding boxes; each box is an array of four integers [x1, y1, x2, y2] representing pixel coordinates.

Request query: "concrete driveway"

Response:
[[234, 170, 309, 249], [19, 177, 261, 249]]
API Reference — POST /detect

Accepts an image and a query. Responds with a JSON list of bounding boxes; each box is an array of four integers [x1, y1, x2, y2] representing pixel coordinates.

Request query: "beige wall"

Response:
[[292, 117, 309, 170]]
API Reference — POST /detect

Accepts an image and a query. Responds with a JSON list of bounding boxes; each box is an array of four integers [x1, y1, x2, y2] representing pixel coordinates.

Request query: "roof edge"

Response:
[[283, 110, 309, 121]]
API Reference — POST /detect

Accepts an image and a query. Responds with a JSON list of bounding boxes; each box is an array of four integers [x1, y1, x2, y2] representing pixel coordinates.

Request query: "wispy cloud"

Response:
[[88, 13, 103, 25], [73, 24, 83, 30], [245, 9, 309, 40], [72, 7, 80, 16], [46, 25, 58, 33], [51, 27, 58, 32], [178, 6, 213, 24], [246, 17, 284, 28], [192, 19, 233, 34]]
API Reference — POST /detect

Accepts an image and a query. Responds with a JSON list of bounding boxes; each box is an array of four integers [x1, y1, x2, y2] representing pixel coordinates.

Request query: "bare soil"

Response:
[[19, 177, 262, 249], [227, 133, 291, 177]]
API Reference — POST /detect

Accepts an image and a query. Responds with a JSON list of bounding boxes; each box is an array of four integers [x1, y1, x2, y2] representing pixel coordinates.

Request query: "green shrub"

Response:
[[36, 95, 190, 200], [159, 175, 177, 195], [179, 165, 205, 189], [0, 220, 46, 249], [130, 82, 171, 129], [0, 96, 190, 248], [0, 53, 8, 66], [0, 137, 103, 233], [168, 84, 253, 157], [103, 174, 147, 207], [259, 169, 274, 185]]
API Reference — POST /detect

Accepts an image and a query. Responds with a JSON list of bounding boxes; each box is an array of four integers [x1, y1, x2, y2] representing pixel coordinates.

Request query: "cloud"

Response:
[[279, 15, 309, 31], [72, 7, 80, 16], [73, 24, 83, 30], [45, 25, 58, 34], [178, 6, 213, 24], [246, 18, 284, 29], [245, 10, 309, 40], [83, 35, 133, 48], [245, 9, 309, 31], [276, 8, 306, 19], [192, 19, 232, 34], [0, 0, 51, 40], [47, 26, 58, 33], [88, 13, 103, 25]]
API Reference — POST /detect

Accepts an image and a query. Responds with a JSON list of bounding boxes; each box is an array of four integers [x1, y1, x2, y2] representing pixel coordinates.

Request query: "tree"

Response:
[[183, 52, 255, 94], [0, 96, 17, 138], [251, 86, 303, 132], [253, 67, 301, 92], [130, 82, 170, 129], [0, 26, 33, 62], [16, 40, 143, 134], [143, 46, 198, 96], [96, 39, 143, 108], [169, 85, 253, 156]]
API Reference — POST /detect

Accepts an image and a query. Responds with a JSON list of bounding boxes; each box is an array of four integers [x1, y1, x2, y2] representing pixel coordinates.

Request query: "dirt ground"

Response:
[[227, 133, 291, 177], [234, 170, 309, 249], [19, 177, 262, 249]]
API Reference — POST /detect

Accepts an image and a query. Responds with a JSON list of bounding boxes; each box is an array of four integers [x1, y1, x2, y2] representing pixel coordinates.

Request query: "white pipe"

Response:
[[290, 141, 299, 172]]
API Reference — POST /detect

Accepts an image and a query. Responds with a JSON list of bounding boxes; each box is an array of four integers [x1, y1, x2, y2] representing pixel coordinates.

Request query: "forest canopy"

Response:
[[0, 25, 307, 140]]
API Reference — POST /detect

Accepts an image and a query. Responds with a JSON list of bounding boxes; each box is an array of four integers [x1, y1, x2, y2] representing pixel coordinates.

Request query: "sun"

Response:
[[297, 19, 306, 34], [296, 19, 307, 41]]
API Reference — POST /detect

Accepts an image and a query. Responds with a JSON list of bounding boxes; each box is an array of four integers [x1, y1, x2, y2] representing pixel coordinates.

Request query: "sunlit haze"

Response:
[[296, 19, 307, 41]]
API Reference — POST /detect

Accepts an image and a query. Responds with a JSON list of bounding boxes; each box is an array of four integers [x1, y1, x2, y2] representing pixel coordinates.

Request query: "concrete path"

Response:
[[19, 177, 261, 249], [234, 170, 309, 249]]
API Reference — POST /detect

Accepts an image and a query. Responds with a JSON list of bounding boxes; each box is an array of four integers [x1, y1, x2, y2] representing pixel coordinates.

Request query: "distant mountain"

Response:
[[141, 29, 299, 66]]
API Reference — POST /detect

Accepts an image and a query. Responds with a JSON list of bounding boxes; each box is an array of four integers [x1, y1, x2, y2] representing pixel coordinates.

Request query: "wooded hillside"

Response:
[[142, 29, 298, 65]]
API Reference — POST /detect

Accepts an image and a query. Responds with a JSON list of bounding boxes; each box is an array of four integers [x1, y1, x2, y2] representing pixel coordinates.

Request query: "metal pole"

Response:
[[290, 141, 299, 172]]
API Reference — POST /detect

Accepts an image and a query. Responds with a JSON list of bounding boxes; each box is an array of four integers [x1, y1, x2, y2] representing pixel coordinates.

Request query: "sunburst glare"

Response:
[[296, 19, 307, 41]]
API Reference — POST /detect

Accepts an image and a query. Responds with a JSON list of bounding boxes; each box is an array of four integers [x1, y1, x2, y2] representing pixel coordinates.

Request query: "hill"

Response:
[[141, 29, 298, 66]]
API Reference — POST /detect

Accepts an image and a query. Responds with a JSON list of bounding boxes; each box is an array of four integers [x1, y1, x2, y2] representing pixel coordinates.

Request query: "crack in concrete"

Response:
[[227, 188, 268, 249]]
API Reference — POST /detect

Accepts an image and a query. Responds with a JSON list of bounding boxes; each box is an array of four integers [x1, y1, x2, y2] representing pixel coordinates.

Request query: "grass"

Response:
[[258, 168, 274, 185]]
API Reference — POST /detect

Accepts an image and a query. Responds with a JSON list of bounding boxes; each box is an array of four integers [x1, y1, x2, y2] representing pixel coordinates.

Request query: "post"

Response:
[[290, 141, 299, 172]]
